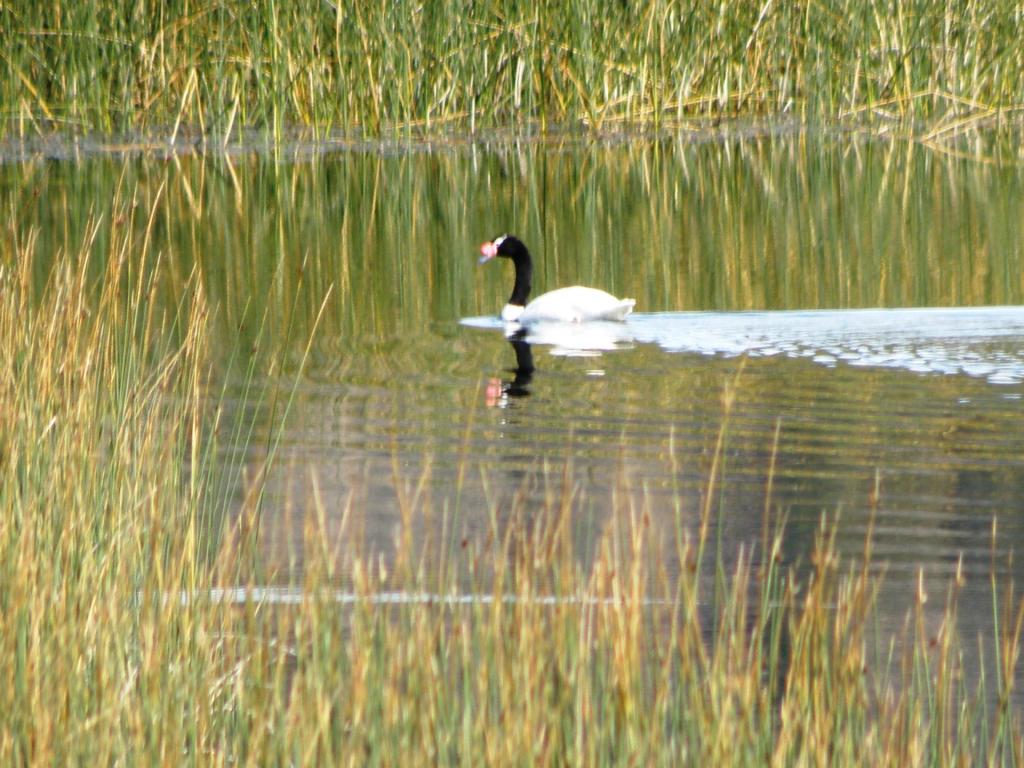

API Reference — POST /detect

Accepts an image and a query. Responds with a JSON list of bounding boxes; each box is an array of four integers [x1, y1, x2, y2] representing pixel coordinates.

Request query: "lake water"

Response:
[[7, 132, 1024, 647]]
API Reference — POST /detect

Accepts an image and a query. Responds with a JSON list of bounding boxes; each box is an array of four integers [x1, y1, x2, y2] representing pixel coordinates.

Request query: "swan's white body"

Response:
[[502, 287, 636, 324], [481, 234, 635, 326]]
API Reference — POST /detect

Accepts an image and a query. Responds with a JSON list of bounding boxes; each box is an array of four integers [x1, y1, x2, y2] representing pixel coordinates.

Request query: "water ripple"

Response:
[[464, 306, 1024, 384]]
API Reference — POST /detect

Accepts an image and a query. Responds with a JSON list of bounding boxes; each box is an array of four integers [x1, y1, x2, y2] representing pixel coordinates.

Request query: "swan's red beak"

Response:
[[478, 241, 498, 264]]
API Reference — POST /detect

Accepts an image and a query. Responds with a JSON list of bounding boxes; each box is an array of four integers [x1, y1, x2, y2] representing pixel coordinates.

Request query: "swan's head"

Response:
[[478, 234, 525, 264]]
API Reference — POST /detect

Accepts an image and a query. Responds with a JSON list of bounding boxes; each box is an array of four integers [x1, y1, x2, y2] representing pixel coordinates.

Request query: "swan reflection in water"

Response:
[[484, 321, 636, 408], [485, 332, 535, 408]]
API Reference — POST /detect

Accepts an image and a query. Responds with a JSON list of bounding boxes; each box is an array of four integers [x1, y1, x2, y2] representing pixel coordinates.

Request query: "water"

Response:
[[465, 306, 1024, 383], [6, 133, 1024, 643]]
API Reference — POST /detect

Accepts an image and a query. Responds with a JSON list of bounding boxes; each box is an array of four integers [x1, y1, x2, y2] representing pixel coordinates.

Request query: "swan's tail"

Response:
[[601, 299, 636, 322]]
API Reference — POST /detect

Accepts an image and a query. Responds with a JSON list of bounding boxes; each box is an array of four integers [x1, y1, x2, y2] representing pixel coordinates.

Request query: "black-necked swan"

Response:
[[478, 234, 635, 324]]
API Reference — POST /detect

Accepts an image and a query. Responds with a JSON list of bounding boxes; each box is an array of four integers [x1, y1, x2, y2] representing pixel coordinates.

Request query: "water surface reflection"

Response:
[[485, 334, 535, 406], [7, 133, 1024, 700]]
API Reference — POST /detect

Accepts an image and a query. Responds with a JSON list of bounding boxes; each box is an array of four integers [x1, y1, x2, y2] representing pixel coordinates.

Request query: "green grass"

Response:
[[1, 199, 1023, 764], [1, 0, 1023, 139]]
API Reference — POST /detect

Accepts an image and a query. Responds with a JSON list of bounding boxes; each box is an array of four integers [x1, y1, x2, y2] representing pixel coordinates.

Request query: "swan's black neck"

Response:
[[504, 241, 533, 307]]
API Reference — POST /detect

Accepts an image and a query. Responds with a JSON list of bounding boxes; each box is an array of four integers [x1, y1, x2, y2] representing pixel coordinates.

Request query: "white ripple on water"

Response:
[[625, 307, 1024, 385], [462, 306, 1024, 385], [161, 587, 672, 608]]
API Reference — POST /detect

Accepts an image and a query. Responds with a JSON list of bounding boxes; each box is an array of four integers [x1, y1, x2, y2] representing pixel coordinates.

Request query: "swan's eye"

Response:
[[493, 234, 507, 247]]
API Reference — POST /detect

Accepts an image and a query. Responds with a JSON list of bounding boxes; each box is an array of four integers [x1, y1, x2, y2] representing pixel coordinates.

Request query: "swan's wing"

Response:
[[520, 287, 635, 324]]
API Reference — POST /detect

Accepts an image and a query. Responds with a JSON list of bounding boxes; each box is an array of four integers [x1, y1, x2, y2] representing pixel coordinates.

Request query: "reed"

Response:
[[2, 0, 1023, 139]]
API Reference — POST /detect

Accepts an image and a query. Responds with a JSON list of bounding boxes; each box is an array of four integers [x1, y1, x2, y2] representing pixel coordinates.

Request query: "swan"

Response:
[[478, 234, 635, 324]]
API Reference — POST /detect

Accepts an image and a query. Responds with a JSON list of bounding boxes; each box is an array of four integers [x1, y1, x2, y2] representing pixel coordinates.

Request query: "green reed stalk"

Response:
[[2, 0, 1023, 139]]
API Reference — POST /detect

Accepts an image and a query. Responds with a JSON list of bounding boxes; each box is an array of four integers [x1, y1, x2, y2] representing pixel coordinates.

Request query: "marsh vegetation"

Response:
[[2, 0, 1024, 139], [3, 4, 1024, 762]]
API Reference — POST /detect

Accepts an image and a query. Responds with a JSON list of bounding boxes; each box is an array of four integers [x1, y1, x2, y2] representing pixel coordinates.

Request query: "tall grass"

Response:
[[0, 189, 211, 761], [1, 195, 1022, 762], [1, 0, 1023, 139]]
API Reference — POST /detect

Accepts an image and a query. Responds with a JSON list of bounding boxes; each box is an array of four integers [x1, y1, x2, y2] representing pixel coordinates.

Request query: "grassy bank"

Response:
[[1, 195, 1023, 762], [2, 0, 1023, 139]]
